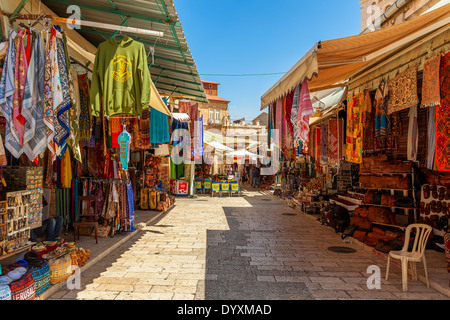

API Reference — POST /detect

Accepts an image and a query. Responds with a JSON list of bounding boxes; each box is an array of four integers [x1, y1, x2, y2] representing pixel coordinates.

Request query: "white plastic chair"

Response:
[[385, 223, 432, 291]]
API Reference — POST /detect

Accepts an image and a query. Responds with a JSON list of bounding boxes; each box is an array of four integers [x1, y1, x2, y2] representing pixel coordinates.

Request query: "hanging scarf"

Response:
[[109, 117, 122, 148], [22, 32, 47, 161], [345, 93, 363, 164], [77, 74, 91, 143], [320, 122, 328, 164], [290, 84, 301, 145], [436, 52, 450, 171], [53, 31, 71, 158], [361, 90, 374, 152], [421, 54, 441, 108], [298, 80, 314, 149], [328, 119, 344, 164], [68, 67, 81, 162], [12, 28, 28, 146], [0, 30, 24, 159], [427, 106, 436, 170], [374, 82, 389, 138], [407, 105, 418, 162], [44, 29, 58, 157]]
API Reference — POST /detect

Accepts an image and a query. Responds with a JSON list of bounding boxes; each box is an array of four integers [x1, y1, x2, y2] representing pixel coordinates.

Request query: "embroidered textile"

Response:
[[421, 54, 441, 108], [328, 119, 344, 164], [436, 52, 450, 171], [387, 67, 419, 114], [345, 93, 362, 164], [321, 123, 328, 164]]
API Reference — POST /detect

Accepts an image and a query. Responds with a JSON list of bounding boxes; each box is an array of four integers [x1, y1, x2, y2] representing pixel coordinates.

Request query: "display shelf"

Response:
[[362, 187, 415, 191], [359, 172, 413, 176], [0, 242, 35, 261]]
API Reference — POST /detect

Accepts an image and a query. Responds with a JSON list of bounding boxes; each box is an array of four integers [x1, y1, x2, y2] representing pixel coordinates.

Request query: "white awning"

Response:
[[171, 113, 190, 122]]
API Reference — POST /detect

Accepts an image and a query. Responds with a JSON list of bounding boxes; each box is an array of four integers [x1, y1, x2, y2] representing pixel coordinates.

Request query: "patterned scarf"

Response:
[[361, 90, 374, 152], [77, 74, 91, 143], [298, 80, 314, 149], [0, 30, 24, 159], [53, 33, 72, 158], [290, 84, 301, 145], [421, 54, 441, 108], [22, 32, 47, 161], [13, 28, 28, 147], [436, 52, 450, 171], [44, 29, 57, 157], [328, 119, 344, 164]]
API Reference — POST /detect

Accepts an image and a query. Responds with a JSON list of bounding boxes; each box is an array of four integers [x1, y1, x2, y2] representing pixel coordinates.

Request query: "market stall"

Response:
[[261, 4, 450, 272]]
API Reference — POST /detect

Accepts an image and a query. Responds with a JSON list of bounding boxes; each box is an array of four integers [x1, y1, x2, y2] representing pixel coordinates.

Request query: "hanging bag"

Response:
[[29, 260, 51, 296], [9, 272, 36, 300]]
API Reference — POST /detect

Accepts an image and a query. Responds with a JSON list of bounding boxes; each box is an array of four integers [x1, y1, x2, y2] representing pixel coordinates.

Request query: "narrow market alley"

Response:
[[48, 186, 450, 300]]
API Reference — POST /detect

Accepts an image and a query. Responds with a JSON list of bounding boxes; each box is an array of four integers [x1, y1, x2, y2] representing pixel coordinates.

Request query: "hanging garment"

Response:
[[290, 84, 301, 145], [109, 117, 121, 148], [53, 31, 72, 158], [298, 80, 314, 148], [421, 54, 441, 108], [118, 129, 132, 171], [78, 74, 91, 143], [126, 183, 135, 231], [436, 52, 450, 171], [361, 90, 374, 152], [12, 29, 29, 147], [22, 32, 47, 161], [0, 41, 8, 75], [0, 30, 24, 159], [150, 108, 170, 145], [374, 82, 389, 138], [328, 119, 344, 164], [387, 67, 419, 115], [68, 67, 81, 162], [407, 106, 418, 162], [315, 126, 321, 165], [345, 93, 363, 164], [44, 29, 57, 157], [427, 106, 436, 170], [321, 122, 328, 164], [90, 36, 152, 117], [136, 108, 150, 150]]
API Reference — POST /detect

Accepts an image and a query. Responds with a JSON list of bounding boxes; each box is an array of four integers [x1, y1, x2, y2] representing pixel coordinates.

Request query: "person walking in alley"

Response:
[[252, 166, 261, 188]]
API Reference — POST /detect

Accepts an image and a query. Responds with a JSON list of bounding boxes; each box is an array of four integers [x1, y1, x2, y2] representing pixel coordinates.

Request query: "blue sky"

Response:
[[175, 0, 361, 121]]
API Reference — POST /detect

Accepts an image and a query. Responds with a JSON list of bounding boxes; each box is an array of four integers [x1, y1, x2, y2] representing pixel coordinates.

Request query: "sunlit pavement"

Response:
[[49, 185, 450, 300]]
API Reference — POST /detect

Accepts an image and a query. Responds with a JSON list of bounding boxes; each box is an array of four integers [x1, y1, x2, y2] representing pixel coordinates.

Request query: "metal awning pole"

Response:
[[51, 17, 164, 37]]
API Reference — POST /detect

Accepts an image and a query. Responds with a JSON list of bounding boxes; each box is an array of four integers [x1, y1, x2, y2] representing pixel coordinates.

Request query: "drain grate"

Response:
[[282, 213, 297, 216], [327, 246, 357, 253]]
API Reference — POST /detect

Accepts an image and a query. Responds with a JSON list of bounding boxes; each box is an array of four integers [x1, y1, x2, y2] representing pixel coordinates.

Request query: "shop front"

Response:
[[0, 0, 206, 299], [261, 4, 450, 278]]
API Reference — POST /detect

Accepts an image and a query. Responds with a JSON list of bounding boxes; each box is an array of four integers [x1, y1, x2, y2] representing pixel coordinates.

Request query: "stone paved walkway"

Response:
[[48, 186, 450, 300]]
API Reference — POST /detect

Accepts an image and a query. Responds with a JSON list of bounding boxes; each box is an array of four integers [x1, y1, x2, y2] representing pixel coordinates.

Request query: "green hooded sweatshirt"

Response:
[[90, 36, 151, 117]]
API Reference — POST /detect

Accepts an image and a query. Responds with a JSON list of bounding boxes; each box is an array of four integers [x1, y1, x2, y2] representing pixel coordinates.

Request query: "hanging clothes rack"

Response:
[[4, 12, 164, 38]]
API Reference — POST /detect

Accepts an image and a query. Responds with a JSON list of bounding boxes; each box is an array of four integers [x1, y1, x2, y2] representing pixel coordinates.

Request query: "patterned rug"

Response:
[[436, 52, 450, 171], [387, 67, 419, 115], [328, 119, 343, 164]]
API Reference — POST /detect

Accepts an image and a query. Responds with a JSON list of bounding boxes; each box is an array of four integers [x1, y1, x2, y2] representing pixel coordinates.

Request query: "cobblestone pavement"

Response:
[[49, 186, 450, 300]]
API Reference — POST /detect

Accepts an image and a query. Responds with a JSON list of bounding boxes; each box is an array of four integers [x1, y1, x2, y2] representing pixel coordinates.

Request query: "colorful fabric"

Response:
[[436, 52, 450, 171], [298, 80, 314, 148], [427, 106, 436, 170], [118, 130, 132, 171], [290, 84, 301, 144], [22, 32, 47, 161], [421, 54, 441, 108], [150, 108, 170, 145], [315, 126, 321, 164], [136, 108, 150, 150], [0, 30, 23, 159], [321, 123, 328, 164], [44, 29, 57, 157], [387, 67, 419, 114], [109, 117, 121, 148], [345, 93, 362, 164], [178, 100, 190, 113], [53, 34, 72, 158], [13, 29, 28, 147], [78, 73, 91, 142], [126, 183, 135, 232], [328, 119, 344, 164], [361, 90, 374, 152], [374, 82, 388, 138]]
